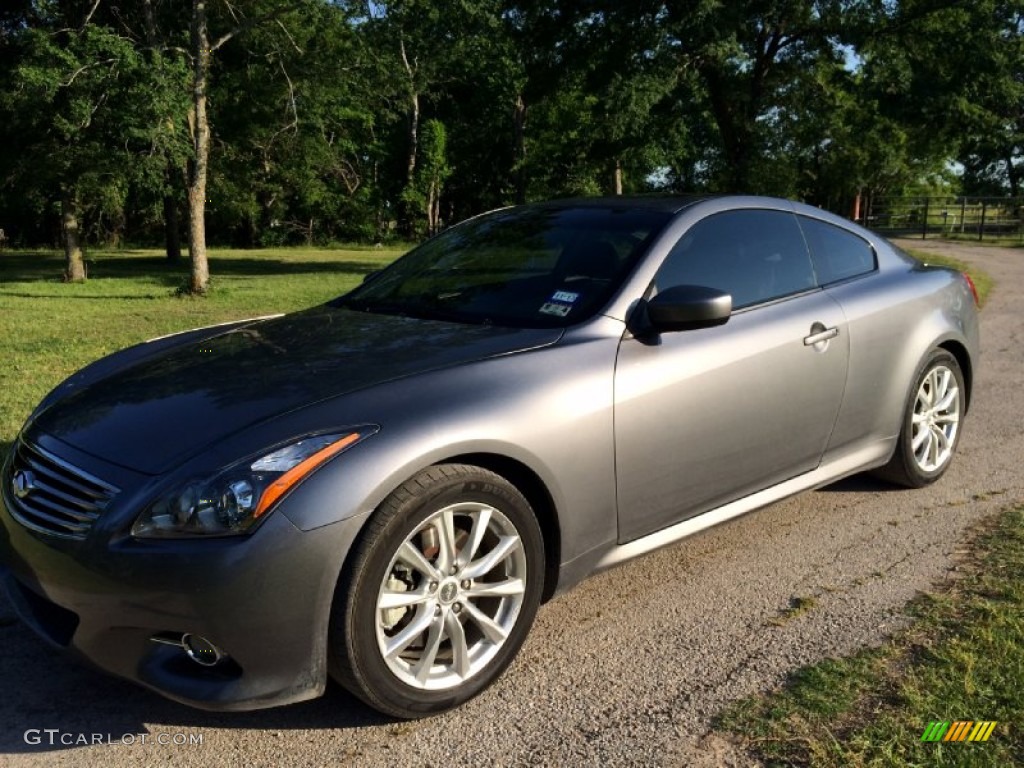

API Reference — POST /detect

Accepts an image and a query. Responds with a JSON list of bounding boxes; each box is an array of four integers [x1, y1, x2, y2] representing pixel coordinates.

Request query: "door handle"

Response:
[[803, 326, 839, 346]]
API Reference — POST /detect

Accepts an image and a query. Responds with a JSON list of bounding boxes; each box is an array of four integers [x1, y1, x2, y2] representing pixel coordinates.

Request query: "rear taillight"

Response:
[[962, 272, 980, 307]]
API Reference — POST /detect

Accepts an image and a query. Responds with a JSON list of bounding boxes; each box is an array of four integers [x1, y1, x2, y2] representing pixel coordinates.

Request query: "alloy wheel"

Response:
[[910, 364, 960, 473], [374, 501, 528, 690]]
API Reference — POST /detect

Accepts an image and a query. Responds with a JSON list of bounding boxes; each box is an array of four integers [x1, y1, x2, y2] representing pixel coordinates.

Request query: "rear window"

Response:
[[798, 216, 876, 285]]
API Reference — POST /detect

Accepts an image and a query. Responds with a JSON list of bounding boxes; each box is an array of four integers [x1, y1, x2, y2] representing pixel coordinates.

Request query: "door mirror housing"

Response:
[[641, 285, 732, 333]]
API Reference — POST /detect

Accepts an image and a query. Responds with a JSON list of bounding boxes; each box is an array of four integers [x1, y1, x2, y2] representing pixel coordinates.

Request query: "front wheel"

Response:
[[875, 349, 965, 488], [329, 464, 544, 718]]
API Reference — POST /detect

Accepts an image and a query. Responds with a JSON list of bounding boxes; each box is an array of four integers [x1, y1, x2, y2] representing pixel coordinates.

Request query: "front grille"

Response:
[[5, 439, 119, 539]]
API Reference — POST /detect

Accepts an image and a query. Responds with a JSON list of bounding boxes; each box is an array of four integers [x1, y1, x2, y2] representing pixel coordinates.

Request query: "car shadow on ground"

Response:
[[0, 594, 391, 754], [818, 474, 904, 493], [0, 252, 382, 286]]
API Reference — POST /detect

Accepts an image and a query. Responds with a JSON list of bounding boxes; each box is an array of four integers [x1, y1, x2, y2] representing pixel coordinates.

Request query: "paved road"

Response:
[[1, 240, 1020, 767]]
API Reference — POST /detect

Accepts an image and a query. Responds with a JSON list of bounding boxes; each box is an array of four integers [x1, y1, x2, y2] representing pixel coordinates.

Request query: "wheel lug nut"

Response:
[[453, 603, 461, 613], [449, 566, 457, 575], [461, 580, 470, 589], [428, 582, 438, 592], [435, 605, 442, 616]]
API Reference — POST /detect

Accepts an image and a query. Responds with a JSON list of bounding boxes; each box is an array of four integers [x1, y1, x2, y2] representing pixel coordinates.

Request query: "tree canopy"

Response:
[[1, 0, 1021, 286]]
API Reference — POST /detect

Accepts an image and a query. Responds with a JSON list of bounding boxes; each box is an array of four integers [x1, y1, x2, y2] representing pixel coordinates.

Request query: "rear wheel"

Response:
[[329, 464, 544, 718], [875, 349, 965, 488]]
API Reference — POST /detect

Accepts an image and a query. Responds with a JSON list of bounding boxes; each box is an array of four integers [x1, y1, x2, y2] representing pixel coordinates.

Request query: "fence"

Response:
[[856, 196, 1024, 242]]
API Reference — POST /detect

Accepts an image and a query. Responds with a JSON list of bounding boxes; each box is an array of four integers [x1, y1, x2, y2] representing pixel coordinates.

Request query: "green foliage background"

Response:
[[0, 0, 1021, 249]]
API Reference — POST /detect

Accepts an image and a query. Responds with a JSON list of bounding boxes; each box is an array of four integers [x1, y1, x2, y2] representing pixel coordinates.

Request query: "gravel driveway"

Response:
[[1, 239, 1020, 767]]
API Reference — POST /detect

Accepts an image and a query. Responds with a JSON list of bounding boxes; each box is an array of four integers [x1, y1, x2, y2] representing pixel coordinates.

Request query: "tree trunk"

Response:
[[702, 65, 754, 192], [514, 93, 528, 205], [61, 192, 86, 282], [187, 0, 211, 293], [406, 90, 419, 186], [426, 179, 440, 236], [1006, 152, 1020, 198], [163, 185, 182, 262], [612, 159, 623, 195], [398, 88, 420, 236], [142, 0, 183, 263], [398, 36, 420, 236], [400, 38, 419, 186]]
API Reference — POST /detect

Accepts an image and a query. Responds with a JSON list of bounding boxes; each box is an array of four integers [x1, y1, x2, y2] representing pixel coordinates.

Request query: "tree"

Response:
[[359, 0, 475, 234], [654, 1, 851, 193], [0, 1, 172, 280], [2, 0, 1019, 255], [404, 119, 451, 235], [137, 0, 193, 261], [209, 0, 378, 244], [857, 0, 1024, 196], [182, 0, 311, 293]]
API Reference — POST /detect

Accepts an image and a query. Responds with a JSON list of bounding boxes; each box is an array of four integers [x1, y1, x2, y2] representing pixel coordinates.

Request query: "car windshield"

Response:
[[337, 205, 672, 328]]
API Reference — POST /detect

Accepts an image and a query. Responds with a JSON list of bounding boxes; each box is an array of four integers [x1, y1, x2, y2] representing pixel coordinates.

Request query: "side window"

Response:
[[654, 209, 816, 309], [799, 216, 876, 285]]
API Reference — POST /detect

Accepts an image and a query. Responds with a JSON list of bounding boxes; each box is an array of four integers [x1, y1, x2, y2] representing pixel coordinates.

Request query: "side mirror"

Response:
[[641, 285, 732, 333]]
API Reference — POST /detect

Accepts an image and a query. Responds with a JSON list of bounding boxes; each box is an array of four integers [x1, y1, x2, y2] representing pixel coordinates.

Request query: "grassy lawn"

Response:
[[717, 506, 1024, 767], [0, 246, 404, 450], [936, 233, 1024, 248]]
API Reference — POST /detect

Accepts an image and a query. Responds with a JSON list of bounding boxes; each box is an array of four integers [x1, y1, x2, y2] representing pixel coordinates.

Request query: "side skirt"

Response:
[[591, 441, 893, 573]]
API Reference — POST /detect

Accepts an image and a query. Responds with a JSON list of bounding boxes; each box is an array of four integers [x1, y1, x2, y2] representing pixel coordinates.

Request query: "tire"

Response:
[[329, 464, 544, 719], [874, 349, 965, 488]]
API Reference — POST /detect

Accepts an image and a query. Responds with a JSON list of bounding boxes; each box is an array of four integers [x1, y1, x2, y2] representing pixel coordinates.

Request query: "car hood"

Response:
[[33, 307, 562, 474]]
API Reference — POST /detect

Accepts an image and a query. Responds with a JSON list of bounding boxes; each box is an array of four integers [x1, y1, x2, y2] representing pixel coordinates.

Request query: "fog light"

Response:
[[182, 633, 225, 667]]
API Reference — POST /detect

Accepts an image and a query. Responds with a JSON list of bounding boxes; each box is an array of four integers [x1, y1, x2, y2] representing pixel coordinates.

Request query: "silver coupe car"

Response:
[[0, 196, 979, 718]]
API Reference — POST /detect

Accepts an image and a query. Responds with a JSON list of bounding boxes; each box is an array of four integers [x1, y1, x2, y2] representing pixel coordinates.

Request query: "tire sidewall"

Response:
[[341, 469, 544, 718]]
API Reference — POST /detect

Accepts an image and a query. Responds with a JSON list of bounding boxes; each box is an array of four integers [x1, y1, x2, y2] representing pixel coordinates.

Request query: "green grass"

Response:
[[935, 233, 1024, 248], [717, 505, 1024, 766], [767, 595, 819, 627], [904, 248, 995, 307], [0, 246, 404, 450]]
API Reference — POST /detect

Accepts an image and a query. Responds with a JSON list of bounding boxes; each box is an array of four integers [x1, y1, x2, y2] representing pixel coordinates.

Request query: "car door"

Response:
[[614, 208, 850, 543]]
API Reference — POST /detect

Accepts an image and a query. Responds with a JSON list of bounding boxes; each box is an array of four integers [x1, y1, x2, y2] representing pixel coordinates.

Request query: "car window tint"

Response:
[[799, 216, 877, 285], [341, 206, 672, 328], [655, 209, 816, 309]]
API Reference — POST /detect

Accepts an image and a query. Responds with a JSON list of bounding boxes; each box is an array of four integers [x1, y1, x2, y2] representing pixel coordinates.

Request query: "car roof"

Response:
[[530, 195, 717, 214]]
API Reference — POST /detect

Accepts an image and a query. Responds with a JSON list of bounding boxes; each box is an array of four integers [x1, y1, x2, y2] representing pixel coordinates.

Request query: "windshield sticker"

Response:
[[539, 301, 572, 318], [550, 290, 579, 304]]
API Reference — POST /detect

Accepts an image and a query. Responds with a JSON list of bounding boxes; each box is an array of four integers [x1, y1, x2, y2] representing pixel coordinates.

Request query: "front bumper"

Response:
[[0, 481, 366, 711]]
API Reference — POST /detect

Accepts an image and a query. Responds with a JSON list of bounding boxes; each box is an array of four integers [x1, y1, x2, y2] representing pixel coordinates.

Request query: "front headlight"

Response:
[[132, 431, 370, 538]]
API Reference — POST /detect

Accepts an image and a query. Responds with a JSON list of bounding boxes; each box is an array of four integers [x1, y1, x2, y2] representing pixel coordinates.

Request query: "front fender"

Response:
[[271, 332, 623, 571]]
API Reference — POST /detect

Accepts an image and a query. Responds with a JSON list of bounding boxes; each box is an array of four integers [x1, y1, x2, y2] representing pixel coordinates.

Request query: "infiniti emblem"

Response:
[[11, 469, 35, 500], [439, 581, 458, 604]]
